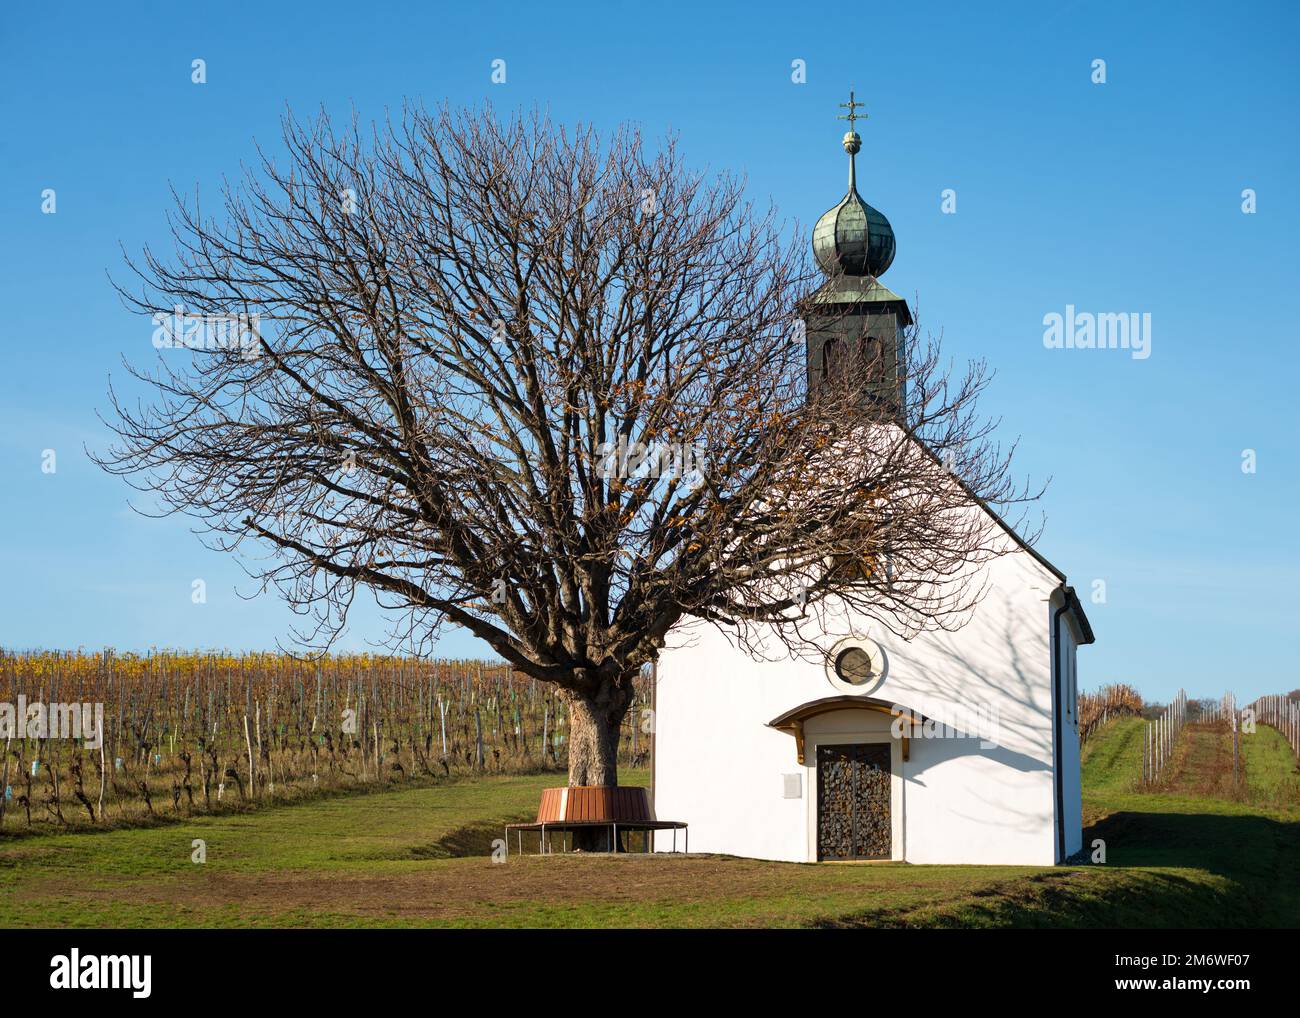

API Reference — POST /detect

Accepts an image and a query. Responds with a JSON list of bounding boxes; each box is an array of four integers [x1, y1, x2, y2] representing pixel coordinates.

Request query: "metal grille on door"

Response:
[[817, 743, 891, 860]]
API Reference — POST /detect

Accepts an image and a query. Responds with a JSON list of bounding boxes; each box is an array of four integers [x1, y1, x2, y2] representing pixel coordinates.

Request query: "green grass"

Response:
[[1, 721, 1297, 928], [1242, 723, 1300, 803], [1080, 714, 1145, 794]]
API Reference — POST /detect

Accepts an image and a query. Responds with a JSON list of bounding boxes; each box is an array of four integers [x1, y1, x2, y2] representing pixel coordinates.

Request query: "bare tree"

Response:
[[98, 104, 1040, 794]]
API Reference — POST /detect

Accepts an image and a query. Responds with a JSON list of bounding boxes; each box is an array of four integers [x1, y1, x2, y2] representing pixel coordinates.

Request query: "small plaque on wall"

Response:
[[783, 773, 802, 799]]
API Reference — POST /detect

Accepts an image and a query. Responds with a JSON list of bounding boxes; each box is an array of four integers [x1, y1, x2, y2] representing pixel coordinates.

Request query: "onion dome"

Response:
[[812, 96, 896, 278]]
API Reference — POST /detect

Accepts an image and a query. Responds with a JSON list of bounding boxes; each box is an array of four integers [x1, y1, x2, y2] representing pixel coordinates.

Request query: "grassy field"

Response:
[[1, 718, 1297, 928]]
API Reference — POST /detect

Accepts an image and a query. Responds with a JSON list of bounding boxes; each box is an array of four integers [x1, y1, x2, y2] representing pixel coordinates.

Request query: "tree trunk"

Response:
[[564, 677, 636, 851], [564, 683, 633, 786]]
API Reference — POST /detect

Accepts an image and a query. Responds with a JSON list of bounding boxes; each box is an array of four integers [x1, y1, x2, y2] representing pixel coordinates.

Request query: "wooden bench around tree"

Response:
[[505, 786, 688, 855]]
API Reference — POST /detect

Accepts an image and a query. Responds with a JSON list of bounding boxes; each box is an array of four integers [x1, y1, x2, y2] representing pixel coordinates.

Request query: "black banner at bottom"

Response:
[[0, 927, 1287, 1004]]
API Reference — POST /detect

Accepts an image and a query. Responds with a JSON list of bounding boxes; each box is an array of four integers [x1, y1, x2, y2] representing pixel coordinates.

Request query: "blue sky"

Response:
[[1, 0, 1296, 703]]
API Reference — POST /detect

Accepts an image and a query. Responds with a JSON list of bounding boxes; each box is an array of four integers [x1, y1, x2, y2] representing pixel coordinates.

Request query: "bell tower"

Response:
[[804, 90, 911, 416]]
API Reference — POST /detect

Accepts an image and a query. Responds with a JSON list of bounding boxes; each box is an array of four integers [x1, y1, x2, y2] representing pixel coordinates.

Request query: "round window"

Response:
[[824, 637, 887, 694], [834, 646, 875, 686]]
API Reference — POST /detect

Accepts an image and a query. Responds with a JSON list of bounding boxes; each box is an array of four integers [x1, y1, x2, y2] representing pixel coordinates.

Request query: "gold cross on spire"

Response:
[[838, 88, 867, 128]]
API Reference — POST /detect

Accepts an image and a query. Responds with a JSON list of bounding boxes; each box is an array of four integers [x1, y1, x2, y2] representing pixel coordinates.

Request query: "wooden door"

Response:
[[817, 742, 891, 860]]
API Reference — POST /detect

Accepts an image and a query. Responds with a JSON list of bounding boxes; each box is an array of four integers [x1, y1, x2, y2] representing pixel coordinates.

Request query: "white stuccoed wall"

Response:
[[652, 545, 1082, 865]]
